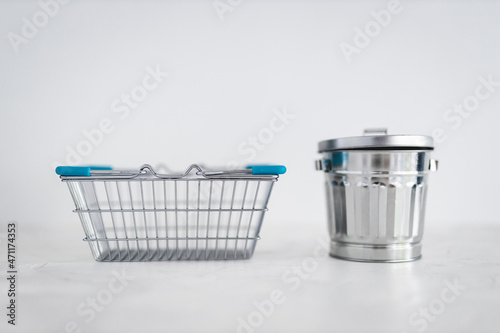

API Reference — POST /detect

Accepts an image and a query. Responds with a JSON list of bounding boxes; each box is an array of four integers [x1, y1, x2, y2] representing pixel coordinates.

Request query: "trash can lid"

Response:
[[318, 128, 434, 152]]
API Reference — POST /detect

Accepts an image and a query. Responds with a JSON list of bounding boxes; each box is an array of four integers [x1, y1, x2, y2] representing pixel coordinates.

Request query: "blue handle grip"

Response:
[[247, 165, 286, 175], [55, 166, 112, 177]]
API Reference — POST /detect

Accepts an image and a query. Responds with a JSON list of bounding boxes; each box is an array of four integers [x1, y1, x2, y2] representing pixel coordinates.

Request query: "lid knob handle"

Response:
[[363, 128, 388, 136]]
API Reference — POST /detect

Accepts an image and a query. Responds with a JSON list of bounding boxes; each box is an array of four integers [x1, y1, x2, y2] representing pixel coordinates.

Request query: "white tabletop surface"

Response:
[[1, 219, 499, 333]]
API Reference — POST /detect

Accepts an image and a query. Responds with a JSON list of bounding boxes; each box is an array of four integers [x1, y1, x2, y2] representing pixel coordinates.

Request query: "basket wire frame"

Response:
[[64, 169, 276, 261]]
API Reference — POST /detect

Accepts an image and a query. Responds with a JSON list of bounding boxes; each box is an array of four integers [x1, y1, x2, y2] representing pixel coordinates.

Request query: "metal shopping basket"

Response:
[[56, 164, 286, 261]]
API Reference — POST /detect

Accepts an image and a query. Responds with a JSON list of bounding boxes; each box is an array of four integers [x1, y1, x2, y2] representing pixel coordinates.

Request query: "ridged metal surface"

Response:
[[65, 177, 275, 261], [325, 175, 428, 244], [320, 150, 434, 262]]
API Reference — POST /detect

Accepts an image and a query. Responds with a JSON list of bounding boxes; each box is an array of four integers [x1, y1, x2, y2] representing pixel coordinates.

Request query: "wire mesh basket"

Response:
[[56, 164, 286, 261]]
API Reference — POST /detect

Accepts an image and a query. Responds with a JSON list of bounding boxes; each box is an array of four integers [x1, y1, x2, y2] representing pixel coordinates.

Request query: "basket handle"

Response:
[[55, 166, 112, 177], [56, 164, 286, 178], [246, 165, 287, 175]]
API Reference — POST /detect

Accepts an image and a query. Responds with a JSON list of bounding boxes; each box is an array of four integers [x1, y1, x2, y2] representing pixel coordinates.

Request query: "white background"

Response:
[[1, 1, 499, 333]]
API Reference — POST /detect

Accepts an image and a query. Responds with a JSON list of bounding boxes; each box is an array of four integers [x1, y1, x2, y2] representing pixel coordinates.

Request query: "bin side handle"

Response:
[[429, 159, 439, 172]]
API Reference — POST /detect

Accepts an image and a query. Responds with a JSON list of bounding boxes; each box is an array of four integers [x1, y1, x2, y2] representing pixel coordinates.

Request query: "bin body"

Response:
[[318, 130, 437, 262]]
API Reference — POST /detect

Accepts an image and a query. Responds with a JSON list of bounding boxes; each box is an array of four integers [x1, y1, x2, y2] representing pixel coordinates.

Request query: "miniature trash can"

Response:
[[316, 129, 438, 262]]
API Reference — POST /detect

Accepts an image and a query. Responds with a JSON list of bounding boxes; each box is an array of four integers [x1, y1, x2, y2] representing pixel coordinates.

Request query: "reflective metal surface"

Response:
[[318, 128, 434, 152], [317, 130, 437, 262], [60, 164, 280, 261]]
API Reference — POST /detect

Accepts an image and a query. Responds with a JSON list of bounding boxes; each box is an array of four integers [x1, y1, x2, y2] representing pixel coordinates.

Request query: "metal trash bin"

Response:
[[316, 129, 438, 262]]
